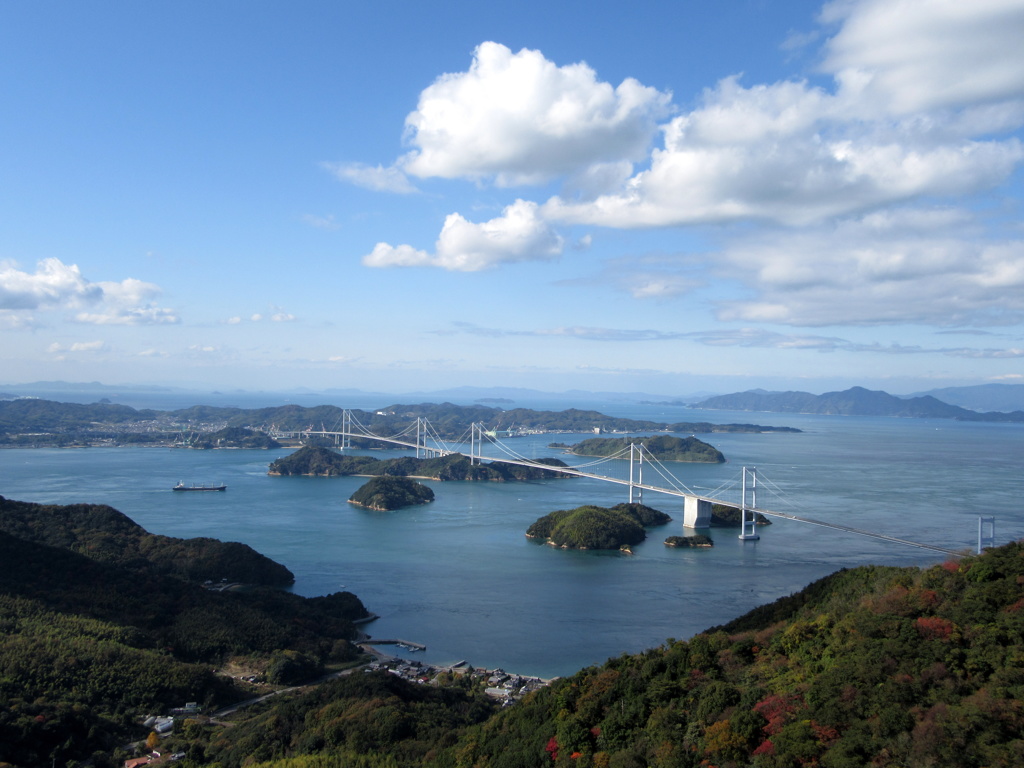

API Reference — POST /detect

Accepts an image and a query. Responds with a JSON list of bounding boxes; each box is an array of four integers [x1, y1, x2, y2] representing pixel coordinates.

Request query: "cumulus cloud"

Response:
[[1, 258, 101, 310], [399, 41, 672, 186], [350, 1, 1024, 340], [363, 200, 564, 271], [543, 72, 1024, 227], [532, 1, 1024, 227], [0, 258, 179, 325]]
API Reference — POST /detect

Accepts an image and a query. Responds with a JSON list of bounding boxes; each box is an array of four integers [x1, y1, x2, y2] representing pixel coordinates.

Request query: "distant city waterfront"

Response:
[[2, 397, 1021, 679]]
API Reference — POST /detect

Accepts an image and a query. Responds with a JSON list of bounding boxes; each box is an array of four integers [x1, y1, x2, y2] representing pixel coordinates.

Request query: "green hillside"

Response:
[[4, 490, 1023, 768]]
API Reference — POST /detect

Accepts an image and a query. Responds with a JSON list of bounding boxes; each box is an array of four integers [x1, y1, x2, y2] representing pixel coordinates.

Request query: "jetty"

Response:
[[363, 638, 426, 651]]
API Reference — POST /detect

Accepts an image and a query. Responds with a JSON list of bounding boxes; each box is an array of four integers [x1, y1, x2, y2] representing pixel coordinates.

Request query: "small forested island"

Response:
[[268, 445, 574, 481], [711, 502, 772, 527], [348, 475, 435, 511], [554, 434, 725, 463], [665, 534, 714, 547], [526, 502, 672, 550]]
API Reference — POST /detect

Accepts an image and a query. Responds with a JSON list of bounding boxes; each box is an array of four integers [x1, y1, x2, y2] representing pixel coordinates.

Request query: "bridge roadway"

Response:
[[281, 430, 966, 558]]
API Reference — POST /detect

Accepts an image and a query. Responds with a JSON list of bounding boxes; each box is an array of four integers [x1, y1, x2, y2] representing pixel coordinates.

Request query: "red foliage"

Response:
[[546, 736, 558, 762], [570, 753, 582, 760], [916, 616, 955, 640], [752, 739, 775, 756], [754, 694, 800, 736], [811, 721, 840, 745], [590, 726, 601, 738], [940, 560, 960, 573], [918, 589, 940, 608]]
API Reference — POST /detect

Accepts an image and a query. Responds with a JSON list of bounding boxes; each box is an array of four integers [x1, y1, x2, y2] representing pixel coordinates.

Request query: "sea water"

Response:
[[1, 402, 1021, 679]]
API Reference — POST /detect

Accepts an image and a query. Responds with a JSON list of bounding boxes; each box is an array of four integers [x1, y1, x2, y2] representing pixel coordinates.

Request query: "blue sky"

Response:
[[2, 0, 1023, 396]]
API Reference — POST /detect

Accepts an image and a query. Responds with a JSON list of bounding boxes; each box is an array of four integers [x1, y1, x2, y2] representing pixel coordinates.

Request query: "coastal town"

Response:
[[120, 651, 551, 766]]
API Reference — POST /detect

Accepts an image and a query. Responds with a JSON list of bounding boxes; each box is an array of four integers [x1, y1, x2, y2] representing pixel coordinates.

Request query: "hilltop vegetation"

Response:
[[349, 476, 435, 511], [527, 503, 672, 550], [0, 498, 372, 767], [433, 544, 1024, 768], [191, 426, 282, 449], [268, 445, 574, 482], [559, 434, 725, 463]]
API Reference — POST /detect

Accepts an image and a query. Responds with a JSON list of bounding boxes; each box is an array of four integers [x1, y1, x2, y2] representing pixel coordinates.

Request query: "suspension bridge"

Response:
[[269, 412, 973, 558]]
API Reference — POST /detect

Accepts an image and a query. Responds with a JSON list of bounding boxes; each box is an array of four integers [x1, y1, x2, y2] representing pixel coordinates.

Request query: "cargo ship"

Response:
[[173, 482, 227, 491]]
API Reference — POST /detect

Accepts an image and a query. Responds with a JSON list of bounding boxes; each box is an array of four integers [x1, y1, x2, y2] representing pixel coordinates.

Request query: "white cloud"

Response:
[[48, 340, 106, 355], [363, 199, 564, 271], [301, 212, 341, 230], [400, 42, 672, 186], [716, 209, 1024, 326], [0, 258, 179, 325], [543, 73, 1024, 227], [75, 306, 179, 326], [822, 0, 1024, 114], [322, 162, 418, 194], [0, 258, 101, 310]]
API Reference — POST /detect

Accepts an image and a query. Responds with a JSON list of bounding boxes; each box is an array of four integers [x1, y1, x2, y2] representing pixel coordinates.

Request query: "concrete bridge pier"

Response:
[[683, 496, 712, 528]]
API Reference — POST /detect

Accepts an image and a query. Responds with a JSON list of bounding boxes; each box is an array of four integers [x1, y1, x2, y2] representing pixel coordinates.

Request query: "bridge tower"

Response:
[[469, 422, 479, 465], [738, 466, 760, 541], [628, 443, 643, 504], [339, 410, 352, 451], [978, 516, 996, 553]]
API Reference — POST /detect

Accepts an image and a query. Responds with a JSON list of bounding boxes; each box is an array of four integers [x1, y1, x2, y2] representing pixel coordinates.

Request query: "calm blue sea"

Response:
[[1, 397, 1021, 679]]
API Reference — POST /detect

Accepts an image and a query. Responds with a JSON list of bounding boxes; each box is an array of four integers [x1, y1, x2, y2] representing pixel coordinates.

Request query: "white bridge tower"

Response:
[[738, 466, 760, 541]]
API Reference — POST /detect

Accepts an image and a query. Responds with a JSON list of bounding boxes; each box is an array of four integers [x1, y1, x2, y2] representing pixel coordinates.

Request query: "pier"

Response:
[[362, 638, 427, 651]]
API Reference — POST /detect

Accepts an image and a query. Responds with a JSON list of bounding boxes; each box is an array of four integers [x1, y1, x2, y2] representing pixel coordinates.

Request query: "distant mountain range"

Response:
[[690, 386, 1024, 422], [909, 383, 1024, 413]]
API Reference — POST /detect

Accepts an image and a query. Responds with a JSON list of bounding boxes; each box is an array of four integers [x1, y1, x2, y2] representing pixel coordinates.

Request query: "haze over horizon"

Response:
[[2, 0, 1023, 396]]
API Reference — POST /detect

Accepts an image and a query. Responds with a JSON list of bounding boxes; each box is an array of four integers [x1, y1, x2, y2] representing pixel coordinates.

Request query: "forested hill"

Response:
[[0, 495, 294, 586], [692, 385, 1024, 422], [0, 497, 373, 767], [438, 544, 1024, 767]]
